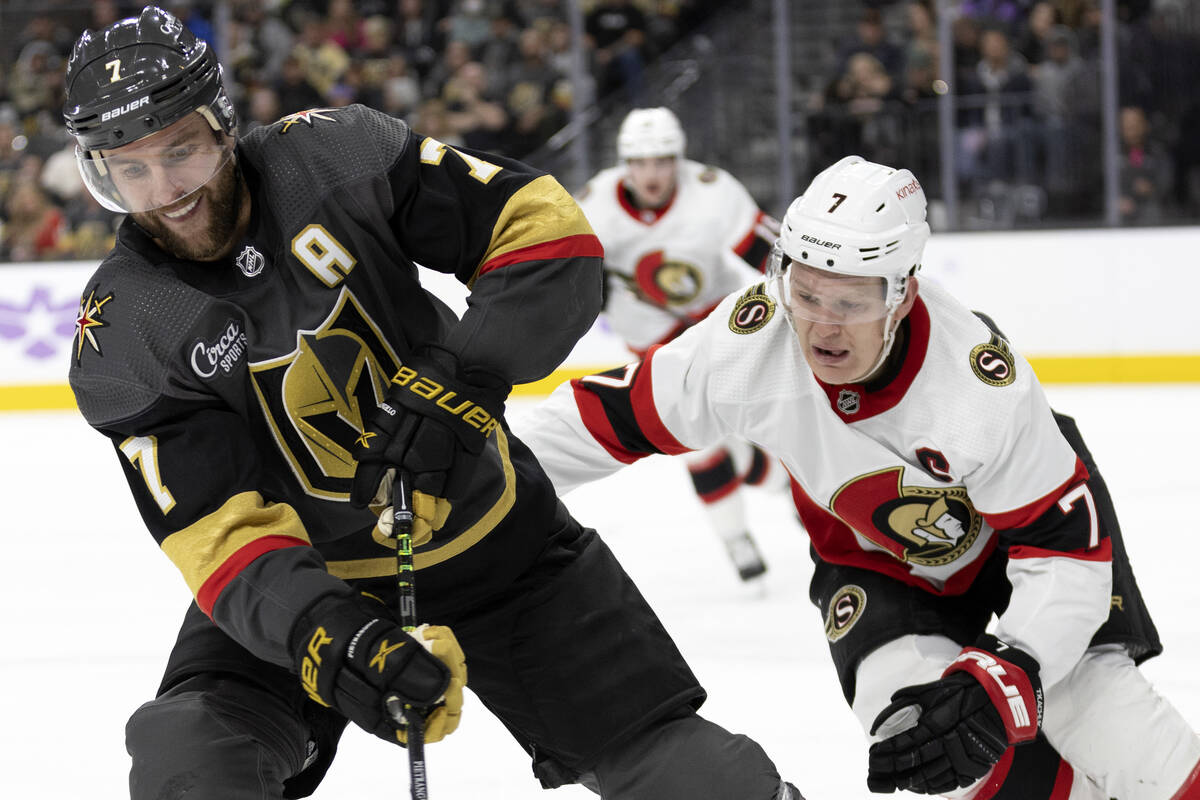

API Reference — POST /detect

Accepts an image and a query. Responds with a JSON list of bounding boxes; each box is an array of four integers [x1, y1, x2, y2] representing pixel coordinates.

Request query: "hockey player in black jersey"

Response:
[[62, 7, 804, 799]]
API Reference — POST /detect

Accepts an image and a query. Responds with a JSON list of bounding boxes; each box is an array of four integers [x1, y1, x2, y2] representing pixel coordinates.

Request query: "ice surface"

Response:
[[2, 385, 1197, 799]]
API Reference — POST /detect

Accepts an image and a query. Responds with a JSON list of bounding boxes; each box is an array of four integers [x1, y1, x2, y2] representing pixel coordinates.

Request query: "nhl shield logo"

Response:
[[236, 245, 266, 277], [837, 389, 860, 414]]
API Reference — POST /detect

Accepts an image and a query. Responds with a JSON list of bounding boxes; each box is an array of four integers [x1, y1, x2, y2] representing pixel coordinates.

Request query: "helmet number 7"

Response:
[[828, 193, 847, 213]]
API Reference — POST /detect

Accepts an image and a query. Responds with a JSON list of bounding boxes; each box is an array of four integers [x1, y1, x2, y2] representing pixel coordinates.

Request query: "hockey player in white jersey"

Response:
[[516, 155, 1200, 799], [577, 106, 782, 582]]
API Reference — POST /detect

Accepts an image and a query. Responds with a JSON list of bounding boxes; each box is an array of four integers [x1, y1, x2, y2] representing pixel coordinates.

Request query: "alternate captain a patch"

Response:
[[969, 332, 1016, 386], [75, 286, 114, 365], [728, 283, 775, 334]]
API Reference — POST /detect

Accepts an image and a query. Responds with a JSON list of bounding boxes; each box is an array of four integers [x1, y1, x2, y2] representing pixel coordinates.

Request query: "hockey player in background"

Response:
[[61, 8, 805, 799], [514, 155, 1200, 799], [576, 106, 782, 582]]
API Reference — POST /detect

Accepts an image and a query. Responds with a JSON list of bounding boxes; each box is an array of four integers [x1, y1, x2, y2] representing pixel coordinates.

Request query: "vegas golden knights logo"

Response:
[[830, 466, 982, 566], [250, 289, 402, 499]]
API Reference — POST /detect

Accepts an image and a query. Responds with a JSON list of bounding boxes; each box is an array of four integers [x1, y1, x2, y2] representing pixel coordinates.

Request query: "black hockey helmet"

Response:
[[63, 6, 238, 213]]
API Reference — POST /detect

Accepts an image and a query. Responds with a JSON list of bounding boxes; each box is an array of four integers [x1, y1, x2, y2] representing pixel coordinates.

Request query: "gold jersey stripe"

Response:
[[326, 426, 517, 579], [470, 175, 597, 287], [161, 490, 313, 600]]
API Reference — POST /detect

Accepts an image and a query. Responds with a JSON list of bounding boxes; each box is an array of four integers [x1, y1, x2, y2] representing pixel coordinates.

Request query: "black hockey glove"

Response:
[[866, 634, 1043, 795], [292, 593, 467, 746], [350, 346, 510, 540]]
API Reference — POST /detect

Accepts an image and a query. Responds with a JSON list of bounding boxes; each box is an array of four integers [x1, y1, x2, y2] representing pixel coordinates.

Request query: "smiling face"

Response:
[[784, 262, 917, 384], [97, 112, 245, 261], [624, 156, 678, 208]]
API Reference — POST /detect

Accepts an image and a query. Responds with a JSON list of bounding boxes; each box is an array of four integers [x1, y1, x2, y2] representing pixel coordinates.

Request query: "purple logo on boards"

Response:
[[0, 286, 79, 360]]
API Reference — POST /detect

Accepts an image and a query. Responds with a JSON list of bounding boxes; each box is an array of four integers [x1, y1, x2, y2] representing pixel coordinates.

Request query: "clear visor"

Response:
[[768, 245, 891, 325], [76, 112, 234, 214]]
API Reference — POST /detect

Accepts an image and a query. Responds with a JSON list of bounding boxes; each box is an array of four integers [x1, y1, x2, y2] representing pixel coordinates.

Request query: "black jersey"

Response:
[[70, 105, 604, 668]]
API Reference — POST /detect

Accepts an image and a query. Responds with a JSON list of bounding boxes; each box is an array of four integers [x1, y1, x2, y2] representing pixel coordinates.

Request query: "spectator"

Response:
[[378, 53, 423, 119], [958, 26, 1037, 187], [273, 53, 326, 115], [1015, 1, 1060, 65], [1118, 105, 1173, 224], [409, 97, 465, 147], [228, 0, 296, 86], [478, 13, 522, 95], [326, 0, 367, 54], [1032, 25, 1100, 216], [244, 84, 283, 130], [834, 9, 905, 84], [585, 0, 649, 102], [423, 38, 473, 98], [439, 0, 496, 51], [441, 61, 509, 152], [959, 0, 1033, 30], [9, 41, 61, 123], [291, 13, 351, 98], [1, 181, 65, 262], [393, 0, 443, 81], [165, 1, 216, 49]]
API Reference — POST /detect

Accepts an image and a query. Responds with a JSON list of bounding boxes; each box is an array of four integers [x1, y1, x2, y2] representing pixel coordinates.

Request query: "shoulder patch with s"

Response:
[[728, 283, 775, 334], [969, 333, 1016, 386], [825, 584, 867, 642], [75, 285, 115, 365], [698, 167, 718, 183]]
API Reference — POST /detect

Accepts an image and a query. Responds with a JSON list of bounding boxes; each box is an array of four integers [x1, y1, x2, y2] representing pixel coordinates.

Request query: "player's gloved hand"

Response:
[[367, 467, 451, 548], [350, 346, 509, 532], [866, 634, 1042, 794], [292, 593, 467, 746]]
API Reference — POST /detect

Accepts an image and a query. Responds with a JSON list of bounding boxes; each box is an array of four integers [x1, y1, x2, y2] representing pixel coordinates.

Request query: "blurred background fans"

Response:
[[2, 0, 1199, 263]]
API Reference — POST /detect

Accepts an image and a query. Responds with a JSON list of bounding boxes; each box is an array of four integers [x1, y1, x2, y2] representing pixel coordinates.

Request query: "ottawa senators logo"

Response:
[[728, 283, 775, 334], [825, 585, 866, 642], [830, 466, 982, 566], [970, 333, 1016, 386], [620, 250, 704, 306]]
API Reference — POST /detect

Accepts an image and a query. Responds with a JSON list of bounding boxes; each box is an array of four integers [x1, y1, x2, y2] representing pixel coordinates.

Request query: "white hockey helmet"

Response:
[[768, 155, 930, 319], [617, 107, 686, 161]]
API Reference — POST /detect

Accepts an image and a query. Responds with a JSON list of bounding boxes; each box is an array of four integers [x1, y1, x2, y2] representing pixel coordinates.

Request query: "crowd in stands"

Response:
[[0, 0, 722, 262], [2, 0, 1200, 261], [807, 0, 1200, 226]]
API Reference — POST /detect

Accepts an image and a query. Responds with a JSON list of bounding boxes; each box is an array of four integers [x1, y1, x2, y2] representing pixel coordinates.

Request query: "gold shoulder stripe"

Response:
[[161, 491, 312, 610], [470, 175, 597, 287]]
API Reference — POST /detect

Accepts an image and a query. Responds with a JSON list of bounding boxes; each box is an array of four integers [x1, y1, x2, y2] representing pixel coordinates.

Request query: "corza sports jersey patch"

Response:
[[728, 283, 775, 334]]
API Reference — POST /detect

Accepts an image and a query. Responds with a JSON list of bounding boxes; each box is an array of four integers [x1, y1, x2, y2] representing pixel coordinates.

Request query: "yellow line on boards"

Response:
[[4, 355, 1200, 412]]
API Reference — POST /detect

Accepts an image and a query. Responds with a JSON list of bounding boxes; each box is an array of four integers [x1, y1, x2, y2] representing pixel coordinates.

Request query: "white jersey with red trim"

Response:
[[513, 276, 1114, 688], [577, 159, 778, 353]]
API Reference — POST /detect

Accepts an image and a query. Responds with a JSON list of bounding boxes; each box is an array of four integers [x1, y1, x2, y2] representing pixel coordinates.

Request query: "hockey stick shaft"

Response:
[[390, 470, 429, 800]]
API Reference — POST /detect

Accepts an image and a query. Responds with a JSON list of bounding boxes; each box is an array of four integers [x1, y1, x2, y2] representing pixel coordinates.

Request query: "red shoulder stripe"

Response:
[[196, 535, 311, 617], [632, 346, 689, 455], [982, 457, 1090, 530], [478, 233, 603, 277], [1008, 538, 1113, 562]]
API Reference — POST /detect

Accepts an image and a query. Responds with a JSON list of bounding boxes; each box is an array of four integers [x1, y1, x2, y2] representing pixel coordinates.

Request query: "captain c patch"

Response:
[[825, 584, 867, 642], [728, 283, 775, 335]]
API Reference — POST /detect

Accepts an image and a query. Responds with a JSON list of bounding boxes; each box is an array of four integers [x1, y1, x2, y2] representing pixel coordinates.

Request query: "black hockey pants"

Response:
[[125, 675, 784, 800]]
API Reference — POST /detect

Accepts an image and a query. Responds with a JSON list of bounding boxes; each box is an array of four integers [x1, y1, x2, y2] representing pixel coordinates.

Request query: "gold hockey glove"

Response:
[[292, 593, 467, 747]]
